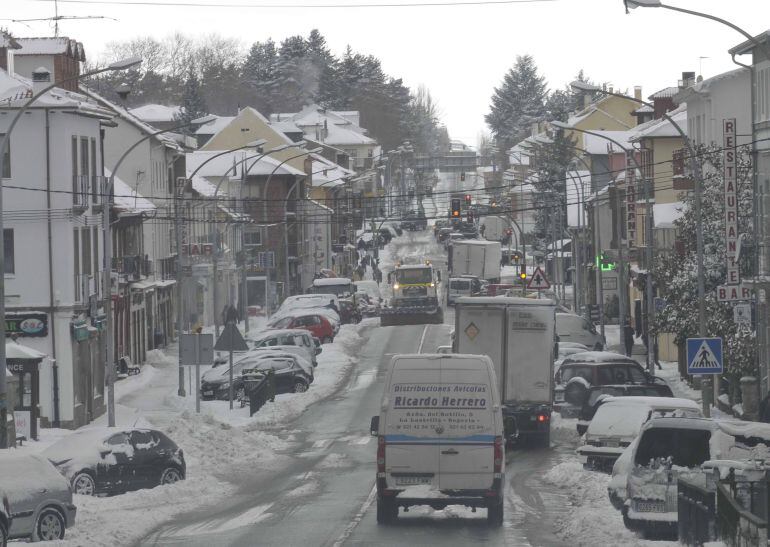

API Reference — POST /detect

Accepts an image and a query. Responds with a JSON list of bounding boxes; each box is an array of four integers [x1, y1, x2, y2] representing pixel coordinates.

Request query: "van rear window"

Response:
[[635, 428, 711, 468], [450, 280, 470, 290]]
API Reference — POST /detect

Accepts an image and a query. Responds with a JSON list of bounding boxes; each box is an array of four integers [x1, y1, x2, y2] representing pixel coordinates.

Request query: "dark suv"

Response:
[[400, 211, 427, 231], [554, 352, 667, 417]]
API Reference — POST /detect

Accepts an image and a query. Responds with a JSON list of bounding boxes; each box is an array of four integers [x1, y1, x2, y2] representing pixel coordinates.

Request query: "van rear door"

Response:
[[384, 358, 441, 489], [438, 357, 496, 490]]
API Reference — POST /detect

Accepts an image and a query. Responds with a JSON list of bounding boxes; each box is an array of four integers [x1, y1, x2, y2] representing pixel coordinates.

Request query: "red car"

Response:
[[268, 313, 336, 343]]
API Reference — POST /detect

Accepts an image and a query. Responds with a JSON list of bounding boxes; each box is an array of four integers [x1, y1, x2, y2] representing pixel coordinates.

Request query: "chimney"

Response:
[[679, 71, 696, 89], [608, 85, 614, 94], [583, 93, 591, 109], [32, 66, 51, 95], [0, 31, 20, 74], [634, 86, 642, 101]]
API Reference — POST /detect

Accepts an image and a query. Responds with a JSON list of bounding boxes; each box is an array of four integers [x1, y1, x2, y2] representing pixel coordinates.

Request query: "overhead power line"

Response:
[[27, 0, 558, 9]]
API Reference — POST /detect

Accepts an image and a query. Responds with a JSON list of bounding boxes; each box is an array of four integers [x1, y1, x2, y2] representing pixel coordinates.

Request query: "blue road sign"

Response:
[[686, 337, 723, 375]]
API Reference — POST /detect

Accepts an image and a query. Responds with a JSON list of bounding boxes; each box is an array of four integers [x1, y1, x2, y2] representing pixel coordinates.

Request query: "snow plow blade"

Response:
[[380, 306, 444, 326]]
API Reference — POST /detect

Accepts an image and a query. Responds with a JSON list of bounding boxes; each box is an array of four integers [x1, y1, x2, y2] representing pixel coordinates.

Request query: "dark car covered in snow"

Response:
[[43, 427, 185, 496], [554, 351, 667, 417]]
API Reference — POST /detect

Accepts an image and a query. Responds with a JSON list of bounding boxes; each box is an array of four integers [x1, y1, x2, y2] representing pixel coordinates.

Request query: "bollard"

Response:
[[740, 376, 759, 421]]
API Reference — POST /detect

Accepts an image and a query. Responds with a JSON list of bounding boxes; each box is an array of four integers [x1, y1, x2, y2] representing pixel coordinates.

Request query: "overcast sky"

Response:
[[8, 0, 769, 146]]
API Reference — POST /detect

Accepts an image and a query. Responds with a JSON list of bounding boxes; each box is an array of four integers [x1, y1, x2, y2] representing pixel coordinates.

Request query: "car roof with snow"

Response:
[[313, 277, 352, 286], [561, 351, 640, 366], [248, 328, 317, 340], [602, 396, 700, 410], [641, 416, 716, 432]]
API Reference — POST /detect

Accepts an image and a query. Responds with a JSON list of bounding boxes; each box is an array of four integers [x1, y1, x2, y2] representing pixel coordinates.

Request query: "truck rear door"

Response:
[[505, 305, 554, 404], [455, 305, 505, 400], [438, 358, 496, 490], [384, 361, 440, 489]]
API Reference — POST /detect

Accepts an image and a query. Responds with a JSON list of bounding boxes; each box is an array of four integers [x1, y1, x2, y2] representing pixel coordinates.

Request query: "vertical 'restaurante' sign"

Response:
[[626, 150, 636, 249], [723, 119, 739, 285]]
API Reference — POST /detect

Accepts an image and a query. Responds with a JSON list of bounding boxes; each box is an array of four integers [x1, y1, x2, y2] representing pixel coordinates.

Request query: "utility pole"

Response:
[[175, 178, 186, 397], [102, 177, 116, 426], [595, 194, 606, 340]]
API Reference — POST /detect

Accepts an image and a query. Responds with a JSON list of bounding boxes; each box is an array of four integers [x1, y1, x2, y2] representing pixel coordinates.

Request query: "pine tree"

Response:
[[485, 55, 547, 165], [176, 62, 207, 133], [242, 39, 278, 114]]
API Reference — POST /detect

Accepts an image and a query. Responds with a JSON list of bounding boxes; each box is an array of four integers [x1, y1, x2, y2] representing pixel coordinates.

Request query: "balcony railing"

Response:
[[112, 255, 152, 280], [72, 175, 105, 209]]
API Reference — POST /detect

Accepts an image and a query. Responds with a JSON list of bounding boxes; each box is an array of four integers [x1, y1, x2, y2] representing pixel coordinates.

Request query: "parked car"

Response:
[[43, 427, 185, 497], [250, 346, 314, 371], [248, 329, 320, 364], [556, 313, 605, 350], [575, 383, 675, 434], [203, 352, 310, 400], [611, 417, 770, 538], [275, 294, 341, 324], [554, 351, 666, 417], [353, 280, 382, 304], [0, 454, 76, 542], [267, 313, 336, 343], [577, 396, 701, 472], [242, 355, 313, 394]]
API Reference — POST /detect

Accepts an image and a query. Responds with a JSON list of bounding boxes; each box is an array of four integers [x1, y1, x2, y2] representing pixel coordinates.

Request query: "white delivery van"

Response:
[[370, 354, 504, 526]]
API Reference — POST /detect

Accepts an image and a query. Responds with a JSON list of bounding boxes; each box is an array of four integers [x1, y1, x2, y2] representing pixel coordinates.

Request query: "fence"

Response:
[[678, 477, 717, 545], [717, 482, 768, 547]]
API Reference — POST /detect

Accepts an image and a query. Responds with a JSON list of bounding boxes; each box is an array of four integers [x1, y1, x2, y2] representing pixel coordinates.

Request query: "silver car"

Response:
[[1, 454, 76, 542]]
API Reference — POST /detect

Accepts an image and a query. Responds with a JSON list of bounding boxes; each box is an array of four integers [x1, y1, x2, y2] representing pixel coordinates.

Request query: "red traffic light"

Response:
[[464, 194, 472, 202]]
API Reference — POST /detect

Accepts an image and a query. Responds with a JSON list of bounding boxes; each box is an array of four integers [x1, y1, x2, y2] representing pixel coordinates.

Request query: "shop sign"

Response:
[[625, 150, 636, 248], [723, 119, 739, 285], [6, 313, 48, 338], [6, 360, 39, 374]]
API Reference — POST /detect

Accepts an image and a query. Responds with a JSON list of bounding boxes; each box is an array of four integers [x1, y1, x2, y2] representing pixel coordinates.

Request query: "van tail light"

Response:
[[377, 436, 386, 473], [493, 436, 503, 473]]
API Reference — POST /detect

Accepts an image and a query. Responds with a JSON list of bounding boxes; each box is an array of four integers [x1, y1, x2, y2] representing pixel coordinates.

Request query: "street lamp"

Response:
[[104, 113, 217, 425], [0, 56, 141, 446]]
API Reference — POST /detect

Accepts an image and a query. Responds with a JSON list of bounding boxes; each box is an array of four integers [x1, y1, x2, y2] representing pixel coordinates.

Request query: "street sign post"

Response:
[[716, 284, 752, 302], [527, 266, 550, 296], [215, 322, 249, 409], [734, 303, 751, 326], [179, 333, 214, 413], [686, 337, 723, 375]]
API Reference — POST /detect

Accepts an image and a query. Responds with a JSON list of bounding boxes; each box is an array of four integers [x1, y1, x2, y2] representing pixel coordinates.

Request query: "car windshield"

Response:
[[634, 427, 711, 468], [395, 268, 432, 284]]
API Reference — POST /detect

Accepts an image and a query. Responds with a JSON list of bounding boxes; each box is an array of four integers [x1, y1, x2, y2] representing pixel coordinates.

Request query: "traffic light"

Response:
[[519, 270, 527, 280], [467, 211, 474, 223], [460, 172, 466, 182], [512, 252, 521, 264], [596, 252, 616, 271], [465, 194, 472, 205], [451, 198, 462, 218]]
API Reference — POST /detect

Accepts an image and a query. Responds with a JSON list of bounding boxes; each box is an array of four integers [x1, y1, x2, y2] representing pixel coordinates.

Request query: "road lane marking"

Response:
[[332, 484, 377, 547], [313, 439, 333, 449], [417, 324, 430, 354]]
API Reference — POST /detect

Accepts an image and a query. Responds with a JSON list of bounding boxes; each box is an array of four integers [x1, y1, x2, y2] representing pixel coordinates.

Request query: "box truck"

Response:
[[448, 240, 501, 282], [453, 297, 556, 446]]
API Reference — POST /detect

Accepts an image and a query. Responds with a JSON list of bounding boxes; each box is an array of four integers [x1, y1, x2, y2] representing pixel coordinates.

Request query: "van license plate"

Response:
[[394, 476, 432, 486], [636, 500, 665, 513]]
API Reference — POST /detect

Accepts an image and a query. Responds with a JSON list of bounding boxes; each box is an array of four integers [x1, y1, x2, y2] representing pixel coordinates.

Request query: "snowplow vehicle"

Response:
[[380, 262, 443, 326]]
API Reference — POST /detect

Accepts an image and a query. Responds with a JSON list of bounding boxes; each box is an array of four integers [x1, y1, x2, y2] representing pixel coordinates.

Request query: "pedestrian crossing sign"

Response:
[[686, 337, 723, 375], [527, 267, 550, 290]]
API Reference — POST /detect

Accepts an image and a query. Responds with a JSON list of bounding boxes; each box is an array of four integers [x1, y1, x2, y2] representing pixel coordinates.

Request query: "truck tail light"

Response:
[[493, 435, 503, 472], [377, 435, 386, 473], [537, 413, 550, 423]]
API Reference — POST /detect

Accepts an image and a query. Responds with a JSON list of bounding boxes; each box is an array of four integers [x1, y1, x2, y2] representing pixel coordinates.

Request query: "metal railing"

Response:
[[717, 482, 768, 547], [111, 255, 152, 280], [72, 174, 90, 208], [678, 477, 717, 546]]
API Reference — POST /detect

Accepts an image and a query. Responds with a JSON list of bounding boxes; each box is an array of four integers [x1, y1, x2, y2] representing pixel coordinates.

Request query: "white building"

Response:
[[0, 40, 114, 428]]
